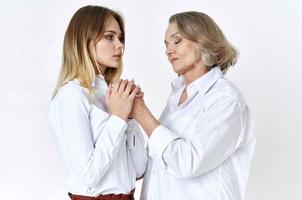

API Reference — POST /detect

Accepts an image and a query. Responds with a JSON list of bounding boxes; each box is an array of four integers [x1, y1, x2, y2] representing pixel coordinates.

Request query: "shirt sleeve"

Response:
[[147, 95, 244, 178], [50, 86, 127, 187], [126, 119, 147, 178]]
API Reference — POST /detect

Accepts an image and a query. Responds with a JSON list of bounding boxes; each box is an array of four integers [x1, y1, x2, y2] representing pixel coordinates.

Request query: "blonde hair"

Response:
[[169, 11, 238, 74], [52, 5, 125, 98]]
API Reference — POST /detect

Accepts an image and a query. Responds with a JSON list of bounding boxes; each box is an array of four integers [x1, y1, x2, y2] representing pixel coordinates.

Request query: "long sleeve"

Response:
[[148, 95, 246, 179], [49, 86, 127, 187], [126, 119, 147, 178]]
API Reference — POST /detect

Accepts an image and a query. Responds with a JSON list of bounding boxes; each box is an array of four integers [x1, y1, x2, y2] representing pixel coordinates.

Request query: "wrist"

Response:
[[112, 112, 128, 122], [135, 107, 159, 137], [134, 106, 149, 123]]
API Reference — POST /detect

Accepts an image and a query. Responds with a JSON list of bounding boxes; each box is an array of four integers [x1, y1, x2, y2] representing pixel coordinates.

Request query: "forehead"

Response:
[[105, 16, 121, 32], [165, 22, 180, 38]]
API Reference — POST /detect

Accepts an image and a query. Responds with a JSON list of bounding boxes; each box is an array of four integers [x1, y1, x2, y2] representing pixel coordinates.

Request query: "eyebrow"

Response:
[[170, 32, 180, 37], [104, 30, 122, 36], [164, 32, 181, 44]]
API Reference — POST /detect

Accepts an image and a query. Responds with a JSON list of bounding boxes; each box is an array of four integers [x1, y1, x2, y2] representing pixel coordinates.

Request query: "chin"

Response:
[[107, 62, 120, 69], [172, 64, 183, 74], [109, 65, 119, 69]]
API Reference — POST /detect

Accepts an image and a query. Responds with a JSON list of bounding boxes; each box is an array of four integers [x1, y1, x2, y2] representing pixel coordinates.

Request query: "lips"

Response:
[[113, 54, 121, 60], [169, 58, 178, 63]]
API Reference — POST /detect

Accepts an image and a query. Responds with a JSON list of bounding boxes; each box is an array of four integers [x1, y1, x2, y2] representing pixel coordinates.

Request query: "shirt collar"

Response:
[[94, 74, 108, 92], [171, 75, 185, 90], [171, 66, 223, 97]]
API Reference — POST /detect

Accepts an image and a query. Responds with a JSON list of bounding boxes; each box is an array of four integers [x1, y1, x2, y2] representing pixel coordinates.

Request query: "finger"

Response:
[[131, 84, 136, 93], [130, 81, 138, 92], [112, 79, 122, 93], [118, 79, 128, 93], [133, 87, 141, 98], [136, 91, 144, 98], [130, 86, 140, 99], [136, 87, 141, 94], [125, 80, 134, 95]]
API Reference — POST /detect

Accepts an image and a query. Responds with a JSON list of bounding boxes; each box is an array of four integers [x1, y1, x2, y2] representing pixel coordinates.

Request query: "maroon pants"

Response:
[[68, 190, 135, 200]]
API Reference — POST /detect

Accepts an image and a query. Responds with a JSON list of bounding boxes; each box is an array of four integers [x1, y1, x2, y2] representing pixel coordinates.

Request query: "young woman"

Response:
[[131, 11, 256, 200], [49, 5, 146, 200]]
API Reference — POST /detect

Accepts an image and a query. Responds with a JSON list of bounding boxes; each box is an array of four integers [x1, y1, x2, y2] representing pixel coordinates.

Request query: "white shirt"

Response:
[[141, 67, 255, 200], [49, 75, 146, 196]]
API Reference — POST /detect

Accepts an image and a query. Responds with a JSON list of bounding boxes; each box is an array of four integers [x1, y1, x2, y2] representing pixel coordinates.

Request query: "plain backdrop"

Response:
[[0, 0, 301, 199]]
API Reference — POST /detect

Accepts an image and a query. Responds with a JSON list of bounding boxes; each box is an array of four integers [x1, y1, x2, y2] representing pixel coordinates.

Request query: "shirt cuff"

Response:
[[148, 125, 180, 169], [108, 114, 128, 133], [100, 115, 127, 145]]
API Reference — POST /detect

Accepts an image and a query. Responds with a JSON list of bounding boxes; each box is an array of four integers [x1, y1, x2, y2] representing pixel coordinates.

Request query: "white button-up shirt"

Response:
[[141, 67, 255, 200], [49, 75, 146, 196]]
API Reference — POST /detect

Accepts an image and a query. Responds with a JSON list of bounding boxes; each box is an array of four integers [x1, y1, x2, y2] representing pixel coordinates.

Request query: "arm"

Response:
[[51, 87, 127, 187], [50, 80, 140, 187], [135, 96, 244, 179]]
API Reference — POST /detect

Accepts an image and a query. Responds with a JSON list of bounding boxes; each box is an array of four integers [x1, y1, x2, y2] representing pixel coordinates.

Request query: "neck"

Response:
[[96, 65, 106, 76], [182, 62, 208, 86]]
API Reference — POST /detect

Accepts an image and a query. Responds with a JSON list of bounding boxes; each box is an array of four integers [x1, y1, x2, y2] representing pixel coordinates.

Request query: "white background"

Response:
[[0, 0, 301, 199]]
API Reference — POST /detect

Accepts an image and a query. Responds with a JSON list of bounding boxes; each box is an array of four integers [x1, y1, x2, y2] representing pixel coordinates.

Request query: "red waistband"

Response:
[[68, 189, 135, 200]]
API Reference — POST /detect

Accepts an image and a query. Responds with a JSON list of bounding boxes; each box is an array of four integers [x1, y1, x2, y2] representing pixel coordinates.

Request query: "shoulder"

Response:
[[206, 77, 246, 109], [52, 79, 90, 107]]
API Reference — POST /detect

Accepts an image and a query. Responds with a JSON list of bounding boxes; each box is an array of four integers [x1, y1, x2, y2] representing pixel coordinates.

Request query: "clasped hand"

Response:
[[106, 79, 145, 121]]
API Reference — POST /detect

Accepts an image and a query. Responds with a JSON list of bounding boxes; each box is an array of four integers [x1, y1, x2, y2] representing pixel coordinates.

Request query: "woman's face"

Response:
[[164, 22, 202, 75], [95, 16, 123, 69]]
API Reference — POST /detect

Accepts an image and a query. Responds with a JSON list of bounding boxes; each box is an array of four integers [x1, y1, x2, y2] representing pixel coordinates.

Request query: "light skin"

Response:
[[131, 22, 209, 136], [95, 16, 124, 71], [94, 16, 142, 121]]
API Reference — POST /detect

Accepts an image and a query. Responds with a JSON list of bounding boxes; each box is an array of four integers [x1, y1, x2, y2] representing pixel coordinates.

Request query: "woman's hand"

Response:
[[129, 93, 146, 119], [128, 82, 145, 119], [128, 84, 144, 119], [131, 93, 160, 136], [106, 79, 140, 121]]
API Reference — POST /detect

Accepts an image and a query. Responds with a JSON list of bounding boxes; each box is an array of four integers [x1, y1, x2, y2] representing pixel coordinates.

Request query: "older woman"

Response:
[[131, 11, 255, 200]]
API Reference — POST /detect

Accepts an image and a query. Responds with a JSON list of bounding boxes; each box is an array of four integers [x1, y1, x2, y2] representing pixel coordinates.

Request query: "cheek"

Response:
[[183, 44, 201, 63], [96, 42, 112, 62], [179, 47, 194, 63]]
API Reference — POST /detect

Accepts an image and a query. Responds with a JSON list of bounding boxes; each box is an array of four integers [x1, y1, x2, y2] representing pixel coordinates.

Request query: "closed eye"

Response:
[[175, 38, 182, 44]]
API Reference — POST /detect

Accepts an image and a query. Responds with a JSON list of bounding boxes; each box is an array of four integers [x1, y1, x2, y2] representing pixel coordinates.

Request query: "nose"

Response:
[[116, 39, 124, 51], [165, 45, 175, 56]]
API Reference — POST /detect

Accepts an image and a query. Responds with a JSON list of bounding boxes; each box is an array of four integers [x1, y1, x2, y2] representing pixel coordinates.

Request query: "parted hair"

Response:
[[52, 5, 125, 98]]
